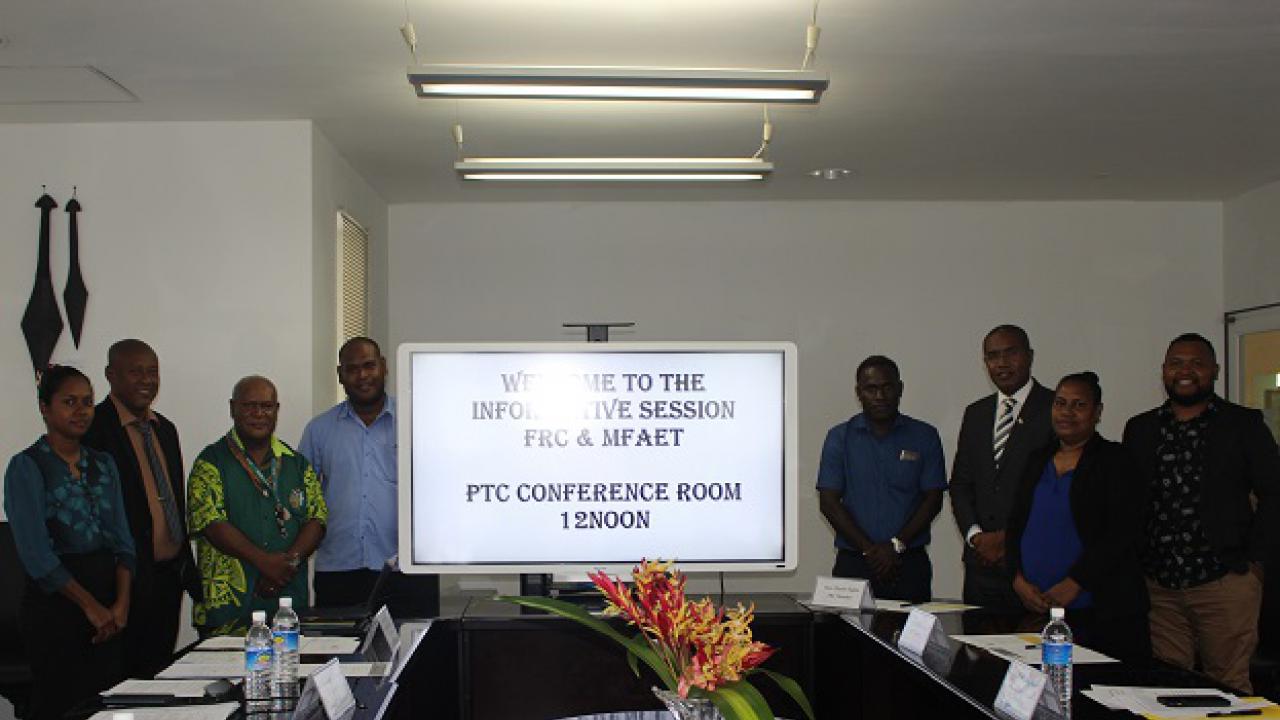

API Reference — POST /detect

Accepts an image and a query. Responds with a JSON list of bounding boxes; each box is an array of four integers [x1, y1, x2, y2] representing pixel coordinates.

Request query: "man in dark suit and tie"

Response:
[[84, 339, 200, 677], [949, 325, 1055, 610]]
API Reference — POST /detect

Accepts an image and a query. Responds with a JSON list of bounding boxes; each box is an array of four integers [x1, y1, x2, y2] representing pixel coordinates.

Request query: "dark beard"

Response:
[[1165, 384, 1214, 407], [350, 389, 387, 412]]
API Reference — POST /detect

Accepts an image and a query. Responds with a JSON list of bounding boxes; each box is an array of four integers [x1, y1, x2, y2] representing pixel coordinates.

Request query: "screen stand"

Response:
[[562, 322, 634, 342], [520, 573, 552, 597]]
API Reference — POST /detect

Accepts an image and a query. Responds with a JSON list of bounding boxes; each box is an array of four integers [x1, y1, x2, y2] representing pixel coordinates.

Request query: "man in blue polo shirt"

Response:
[[817, 355, 947, 602]]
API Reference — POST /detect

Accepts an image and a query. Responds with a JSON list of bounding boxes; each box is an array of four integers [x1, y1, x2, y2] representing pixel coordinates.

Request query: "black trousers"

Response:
[[962, 561, 1024, 612], [124, 557, 185, 678], [315, 569, 382, 607], [315, 569, 440, 617], [833, 547, 932, 603], [22, 552, 125, 720]]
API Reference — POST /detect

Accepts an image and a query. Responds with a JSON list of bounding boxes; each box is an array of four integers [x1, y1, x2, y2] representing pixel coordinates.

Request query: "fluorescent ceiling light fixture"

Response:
[[409, 65, 828, 103], [456, 157, 773, 182]]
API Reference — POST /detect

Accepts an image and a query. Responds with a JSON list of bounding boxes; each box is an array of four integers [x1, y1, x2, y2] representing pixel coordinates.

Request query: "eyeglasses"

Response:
[[236, 401, 280, 415]]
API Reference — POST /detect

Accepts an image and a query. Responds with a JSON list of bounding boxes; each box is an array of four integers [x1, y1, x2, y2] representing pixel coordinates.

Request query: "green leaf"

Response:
[[497, 595, 677, 690], [625, 633, 643, 678], [758, 669, 816, 720], [709, 680, 774, 720]]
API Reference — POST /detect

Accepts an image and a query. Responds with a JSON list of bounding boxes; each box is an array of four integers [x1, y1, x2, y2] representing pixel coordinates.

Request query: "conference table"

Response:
[[812, 605, 1242, 720], [89, 594, 1250, 720], [380, 594, 1247, 720]]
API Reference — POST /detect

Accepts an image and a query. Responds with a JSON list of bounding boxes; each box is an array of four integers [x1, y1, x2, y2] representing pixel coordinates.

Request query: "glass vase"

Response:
[[653, 687, 724, 720]]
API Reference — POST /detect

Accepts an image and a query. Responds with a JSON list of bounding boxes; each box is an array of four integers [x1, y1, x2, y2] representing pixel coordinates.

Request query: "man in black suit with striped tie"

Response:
[[949, 325, 1055, 610]]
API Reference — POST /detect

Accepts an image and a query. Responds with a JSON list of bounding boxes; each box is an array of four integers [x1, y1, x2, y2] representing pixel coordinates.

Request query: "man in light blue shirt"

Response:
[[300, 337, 435, 608]]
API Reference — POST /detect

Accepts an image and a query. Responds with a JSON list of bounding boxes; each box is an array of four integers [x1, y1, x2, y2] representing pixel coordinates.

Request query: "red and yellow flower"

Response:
[[589, 560, 776, 698]]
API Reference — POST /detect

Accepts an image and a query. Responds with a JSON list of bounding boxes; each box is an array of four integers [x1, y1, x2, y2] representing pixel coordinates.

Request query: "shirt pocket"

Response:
[[889, 449, 923, 492], [369, 433, 398, 485]]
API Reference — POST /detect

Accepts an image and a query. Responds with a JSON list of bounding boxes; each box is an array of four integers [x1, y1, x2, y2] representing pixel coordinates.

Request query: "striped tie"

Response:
[[993, 397, 1017, 468], [136, 420, 186, 543]]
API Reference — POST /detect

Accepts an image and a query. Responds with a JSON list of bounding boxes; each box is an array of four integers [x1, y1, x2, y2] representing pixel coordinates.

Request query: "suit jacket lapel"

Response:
[[99, 399, 146, 485], [1072, 434, 1100, 494], [976, 395, 999, 478], [93, 399, 155, 555]]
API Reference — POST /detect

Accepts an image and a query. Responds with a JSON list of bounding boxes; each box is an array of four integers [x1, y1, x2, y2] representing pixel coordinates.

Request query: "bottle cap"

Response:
[[252, 610, 267, 623], [1050, 607, 1065, 619], [280, 597, 292, 608]]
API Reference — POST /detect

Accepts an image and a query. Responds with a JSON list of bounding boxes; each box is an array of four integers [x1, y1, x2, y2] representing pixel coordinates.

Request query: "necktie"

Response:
[[136, 420, 185, 542], [993, 397, 1017, 468]]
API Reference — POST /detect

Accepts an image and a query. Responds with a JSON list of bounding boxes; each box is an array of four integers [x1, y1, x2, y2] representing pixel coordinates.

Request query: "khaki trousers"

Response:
[[1147, 572, 1263, 693]]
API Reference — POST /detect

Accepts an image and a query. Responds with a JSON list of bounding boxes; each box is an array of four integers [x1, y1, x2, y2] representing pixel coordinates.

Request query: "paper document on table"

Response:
[[103, 679, 214, 698], [300, 636, 361, 654], [1138, 704, 1280, 720], [913, 601, 979, 613], [194, 635, 242, 650], [1081, 686, 1276, 718], [300, 661, 386, 677], [162, 659, 382, 680], [88, 701, 239, 720], [194, 635, 361, 654], [874, 599, 979, 614], [156, 664, 241, 680], [952, 633, 1118, 664], [173, 651, 243, 665]]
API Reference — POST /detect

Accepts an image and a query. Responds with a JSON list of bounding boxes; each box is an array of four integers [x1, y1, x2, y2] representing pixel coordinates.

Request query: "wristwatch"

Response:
[[890, 537, 906, 554]]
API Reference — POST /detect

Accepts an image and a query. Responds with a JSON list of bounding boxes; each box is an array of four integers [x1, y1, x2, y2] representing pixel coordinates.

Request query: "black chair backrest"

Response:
[[0, 523, 28, 653]]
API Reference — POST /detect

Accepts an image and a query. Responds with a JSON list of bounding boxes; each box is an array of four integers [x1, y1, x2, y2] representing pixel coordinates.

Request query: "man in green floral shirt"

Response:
[[187, 375, 327, 636]]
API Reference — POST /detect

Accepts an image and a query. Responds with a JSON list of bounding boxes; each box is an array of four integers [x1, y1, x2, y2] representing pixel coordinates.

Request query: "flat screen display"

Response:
[[396, 342, 798, 574]]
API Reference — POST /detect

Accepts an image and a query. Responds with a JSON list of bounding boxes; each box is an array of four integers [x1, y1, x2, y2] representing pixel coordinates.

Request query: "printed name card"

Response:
[[811, 576, 876, 612], [296, 658, 355, 720], [993, 660, 1059, 720], [896, 608, 947, 657], [376, 606, 400, 658], [359, 605, 402, 662]]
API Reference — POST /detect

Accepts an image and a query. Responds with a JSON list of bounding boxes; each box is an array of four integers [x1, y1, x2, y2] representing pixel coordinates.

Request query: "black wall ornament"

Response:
[[20, 189, 64, 380], [63, 188, 88, 348]]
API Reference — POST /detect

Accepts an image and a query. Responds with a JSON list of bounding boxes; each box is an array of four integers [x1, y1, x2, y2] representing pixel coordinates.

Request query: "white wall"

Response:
[[0, 117, 1230, 641], [387, 200, 1224, 599], [0, 120, 323, 661], [1224, 179, 1280, 312], [310, 127, 389, 414], [0, 120, 318, 486]]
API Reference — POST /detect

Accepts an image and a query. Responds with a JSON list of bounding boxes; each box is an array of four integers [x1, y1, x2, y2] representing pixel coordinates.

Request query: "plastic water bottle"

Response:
[[244, 610, 274, 714], [1042, 607, 1073, 719], [272, 596, 301, 711]]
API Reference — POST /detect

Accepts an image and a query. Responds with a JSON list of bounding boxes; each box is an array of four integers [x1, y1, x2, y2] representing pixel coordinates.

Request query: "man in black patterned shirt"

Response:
[[1123, 333, 1280, 693]]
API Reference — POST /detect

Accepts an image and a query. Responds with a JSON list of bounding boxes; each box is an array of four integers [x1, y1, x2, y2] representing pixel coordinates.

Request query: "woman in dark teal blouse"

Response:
[[4, 366, 136, 720]]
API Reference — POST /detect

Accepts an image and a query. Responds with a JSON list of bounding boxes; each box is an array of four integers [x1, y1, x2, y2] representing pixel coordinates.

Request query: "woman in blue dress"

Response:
[[4, 366, 136, 720], [1005, 371, 1150, 662]]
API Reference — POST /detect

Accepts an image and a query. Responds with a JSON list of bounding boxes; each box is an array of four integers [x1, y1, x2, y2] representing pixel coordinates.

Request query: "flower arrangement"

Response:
[[501, 560, 814, 720]]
